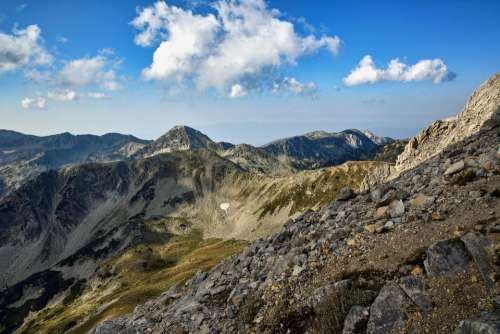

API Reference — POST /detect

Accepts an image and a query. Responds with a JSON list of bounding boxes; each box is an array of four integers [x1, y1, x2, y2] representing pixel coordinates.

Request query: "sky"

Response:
[[0, 0, 499, 145]]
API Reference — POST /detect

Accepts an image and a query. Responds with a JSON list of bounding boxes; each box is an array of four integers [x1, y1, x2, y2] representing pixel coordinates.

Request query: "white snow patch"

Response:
[[220, 202, 231, 213]]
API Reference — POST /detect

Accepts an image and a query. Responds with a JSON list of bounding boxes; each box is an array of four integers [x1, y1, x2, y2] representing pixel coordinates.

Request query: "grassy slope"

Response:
[[18, 229, 247, 334], [15, 160, 386, 333]]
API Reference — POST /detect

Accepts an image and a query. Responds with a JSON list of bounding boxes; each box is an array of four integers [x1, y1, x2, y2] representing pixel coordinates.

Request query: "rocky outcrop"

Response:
[[395, 73, 500, 175]]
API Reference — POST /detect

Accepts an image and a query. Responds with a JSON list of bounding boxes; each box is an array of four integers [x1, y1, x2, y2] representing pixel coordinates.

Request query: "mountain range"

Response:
[[0, 125, 401, 198], [1, 74, 498, 334]]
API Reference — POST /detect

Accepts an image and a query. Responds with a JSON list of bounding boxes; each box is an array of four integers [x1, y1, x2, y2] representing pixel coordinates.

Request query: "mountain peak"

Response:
[[134, 125, 216, 158]]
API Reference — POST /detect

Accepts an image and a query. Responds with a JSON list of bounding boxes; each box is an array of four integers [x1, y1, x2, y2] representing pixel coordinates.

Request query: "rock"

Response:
[[370, 188, 384, 202], [455, 311, 500, 334], [461, 233, 496, 292], [444, 160, 465, 176], [398, 276, 432, 313], [424, 239, 471, 278], [377, 191, 396, 207], [343, 305, 370, 334], [365, 224, 379, 234], [388, 200, 405, 218], [376, 221, 394, 234], [374, 206, 389, 219], [308, 280, 352, 311], [410, 194, 435, 208], [366, 282, 411, 334], [292, 265, 305, 276], [431, 212, 446, 221], [338, 187, 356, 201]]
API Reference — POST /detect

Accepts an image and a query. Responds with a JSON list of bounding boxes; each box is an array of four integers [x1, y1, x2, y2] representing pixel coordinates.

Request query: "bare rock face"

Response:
[[394, 73, 500, 175]]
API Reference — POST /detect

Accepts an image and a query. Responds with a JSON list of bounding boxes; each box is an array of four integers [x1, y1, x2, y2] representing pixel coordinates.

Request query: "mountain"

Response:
[[262, 129, 392, 169], [92, 74, 500, 334], [0, 130, 150, 197], [132, 125, 219, 159], [0, 144, 382, 333]]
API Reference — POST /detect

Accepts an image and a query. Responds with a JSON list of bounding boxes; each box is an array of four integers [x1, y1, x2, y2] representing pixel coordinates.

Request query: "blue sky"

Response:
[[0, 0, 498, 145]]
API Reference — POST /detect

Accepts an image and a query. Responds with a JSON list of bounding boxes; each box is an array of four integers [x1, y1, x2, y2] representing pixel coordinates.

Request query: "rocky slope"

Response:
[[0, 146, 381, 333], [395, 73, 500, 174], [0, 130, 150, 197], [91, 74, 500, 334]]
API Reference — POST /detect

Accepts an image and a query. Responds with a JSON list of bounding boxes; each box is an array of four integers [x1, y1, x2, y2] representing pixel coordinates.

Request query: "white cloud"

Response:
[[87, 92, 110, 99], [343, 55, 456, 86], [57, 35, 68, 43], [272, 77, 317, 96], [229, 84, 247, 98], [21, 96, 46, 110], [47, 89, 78, 102], [57, 55, 122, 91], [132, 0, 340, 96], [0, 25, 52, 73]]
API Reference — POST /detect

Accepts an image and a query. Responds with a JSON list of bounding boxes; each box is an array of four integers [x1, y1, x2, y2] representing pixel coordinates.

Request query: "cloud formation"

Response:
[[21, 96, 46, 110], [47, 89, 78, 102], [132, 0, 340, 97], [273, 77, 317, 96], [229, 84, 248, 98], [343, 55, 456, 86], [0, 25, 52, 73], [57, 55, 122, 91]]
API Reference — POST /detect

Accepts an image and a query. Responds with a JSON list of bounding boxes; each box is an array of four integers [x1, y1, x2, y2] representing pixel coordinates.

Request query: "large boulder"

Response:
[[424, 239, 471, 278], [461, 232, 497, 292], [366, 282, 412, 334]]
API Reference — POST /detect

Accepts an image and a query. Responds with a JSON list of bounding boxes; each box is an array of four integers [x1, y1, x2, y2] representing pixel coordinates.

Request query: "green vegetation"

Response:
[[18, 228, 247, 334], [257, 161, 383, 218]]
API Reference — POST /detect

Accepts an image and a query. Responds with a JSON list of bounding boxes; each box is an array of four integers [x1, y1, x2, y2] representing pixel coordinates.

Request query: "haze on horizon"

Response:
[[0, 0, 499, 145]]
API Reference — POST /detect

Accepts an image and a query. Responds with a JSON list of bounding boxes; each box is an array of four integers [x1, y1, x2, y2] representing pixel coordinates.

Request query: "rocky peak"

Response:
[[395, 73, 500, 174], [133, 125, 217, 158]]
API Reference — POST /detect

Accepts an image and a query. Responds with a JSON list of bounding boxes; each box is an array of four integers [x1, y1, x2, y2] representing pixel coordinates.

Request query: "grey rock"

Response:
[[398, 276, 432, 313], [455, 311, 500, 334], [424, 239, 471, 278], [338, 187, 356, 201], [366, 282, 411, 334], [444, 160, 465, 176], [343, 305, 370, 334], [461, 233, 496, 292], [308, 279, 352, 311], [388, 200, 405, 218]]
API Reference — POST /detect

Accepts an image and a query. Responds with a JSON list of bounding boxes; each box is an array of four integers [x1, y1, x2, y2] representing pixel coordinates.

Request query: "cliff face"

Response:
[[395, 74, 500, 174]]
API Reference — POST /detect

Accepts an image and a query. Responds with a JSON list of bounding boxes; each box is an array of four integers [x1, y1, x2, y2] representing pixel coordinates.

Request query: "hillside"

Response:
[[0, 146, 382, 333], [0, 131, 150, 198], [91, 74, 500, 334]]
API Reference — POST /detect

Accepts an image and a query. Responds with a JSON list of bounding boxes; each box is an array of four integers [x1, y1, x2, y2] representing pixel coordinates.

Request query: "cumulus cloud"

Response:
[[87, 92, 110, 99], [21, 96, 46, 110], [132, 0, 340, 96], [229, 84, 248, 98], [57, 55, 122, 91], [343, 55, 456, 86], [0, 25, 52, 73], [273, 77, 317, 96], [47, 89, 78, 102]]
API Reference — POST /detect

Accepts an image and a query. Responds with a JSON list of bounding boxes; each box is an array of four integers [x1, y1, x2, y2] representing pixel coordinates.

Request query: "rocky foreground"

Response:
[[92, 77, 500, 333]]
